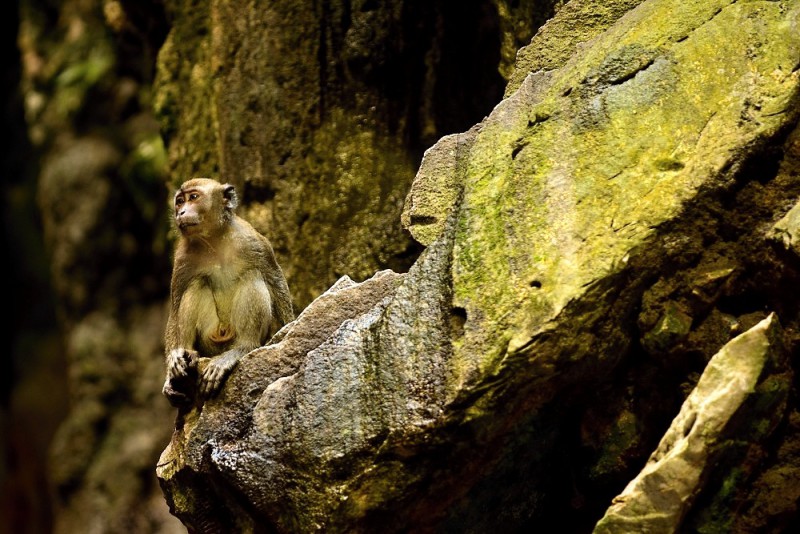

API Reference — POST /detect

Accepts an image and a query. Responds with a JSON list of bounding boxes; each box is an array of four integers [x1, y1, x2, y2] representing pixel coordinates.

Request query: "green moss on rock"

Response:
[[435, 0, 800, 381]]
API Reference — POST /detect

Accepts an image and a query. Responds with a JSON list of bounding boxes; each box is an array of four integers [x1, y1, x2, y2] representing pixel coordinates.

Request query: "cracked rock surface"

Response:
[[159, 0, 800, 532]]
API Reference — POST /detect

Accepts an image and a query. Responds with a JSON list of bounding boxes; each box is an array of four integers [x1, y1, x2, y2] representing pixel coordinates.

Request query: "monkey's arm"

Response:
[[256, 236, 295, 328], [164, 266, 200, 379], [164, 311, 186, 376], [162, 298, 201, 407], [269, 273, 295, 328]]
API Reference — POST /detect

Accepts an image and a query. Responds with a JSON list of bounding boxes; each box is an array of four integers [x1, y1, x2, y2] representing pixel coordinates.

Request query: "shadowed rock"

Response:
[[595, 314, 791, 533], [158, 0, 800, 531], [770, 199, 800, 257]]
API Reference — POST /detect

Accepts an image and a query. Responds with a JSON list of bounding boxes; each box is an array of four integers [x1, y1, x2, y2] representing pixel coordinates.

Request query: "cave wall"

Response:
[[158, 0, 800, 532], [6, 0, 558, 532], [0, 0, 63, 531], [154, 0, 562, 310], [12, 0, 180, 532]]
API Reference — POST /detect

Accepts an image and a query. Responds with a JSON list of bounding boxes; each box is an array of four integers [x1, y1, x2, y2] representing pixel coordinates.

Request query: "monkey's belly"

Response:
[[179, 281, 236, 355], [179, 270, 271, 357], [208, 323, 236, 344], [196, 320, 237, 355]]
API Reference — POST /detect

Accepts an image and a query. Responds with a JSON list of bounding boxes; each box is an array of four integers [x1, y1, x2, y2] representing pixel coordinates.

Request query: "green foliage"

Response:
[[54, 44, 115, 120]]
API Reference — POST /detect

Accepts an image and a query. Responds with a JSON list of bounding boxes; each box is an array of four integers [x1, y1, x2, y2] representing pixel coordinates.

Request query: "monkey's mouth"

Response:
[[177, 217, 200, 229]]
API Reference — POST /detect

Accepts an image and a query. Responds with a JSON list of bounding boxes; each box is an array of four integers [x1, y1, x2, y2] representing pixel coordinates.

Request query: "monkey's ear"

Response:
[[222, 184, 239, 211]]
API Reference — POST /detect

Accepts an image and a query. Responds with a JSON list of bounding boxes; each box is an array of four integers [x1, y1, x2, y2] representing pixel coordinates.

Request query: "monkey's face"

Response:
[[174, 185, 217, 237], [174, 178, 238, 239]]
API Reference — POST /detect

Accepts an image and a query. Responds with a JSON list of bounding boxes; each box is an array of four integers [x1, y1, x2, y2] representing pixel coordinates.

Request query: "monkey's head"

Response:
[[174, 178, 239, 239]]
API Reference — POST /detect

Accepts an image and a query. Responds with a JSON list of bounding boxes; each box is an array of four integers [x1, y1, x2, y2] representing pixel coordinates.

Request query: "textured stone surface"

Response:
[[769, 199, 800, 257], [154, 0, 520, 310], [409, 0, 800, 371], [505, 0, 646, 96], [401, 127, 476, 246], [159, 0, 800, 531], [594, 314, 791, 533], [158, 270, 409, 531]]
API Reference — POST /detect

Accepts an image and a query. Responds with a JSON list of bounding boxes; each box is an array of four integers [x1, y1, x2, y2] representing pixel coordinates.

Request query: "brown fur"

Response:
[[162, 178, 294, 405]]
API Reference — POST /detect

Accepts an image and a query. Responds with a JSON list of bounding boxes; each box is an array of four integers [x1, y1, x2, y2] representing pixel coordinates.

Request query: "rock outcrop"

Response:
[[770, 199, 800, 258], [159, 0, 800, 531], [595, 314, 791, 533], [12, 1, 548, 532]]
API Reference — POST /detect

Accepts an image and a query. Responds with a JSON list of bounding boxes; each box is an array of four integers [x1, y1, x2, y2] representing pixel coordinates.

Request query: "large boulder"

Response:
[[159, 0, 800, 531]]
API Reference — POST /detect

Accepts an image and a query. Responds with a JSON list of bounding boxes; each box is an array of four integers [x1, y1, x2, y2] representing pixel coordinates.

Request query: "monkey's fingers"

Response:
[[167, 349, 190, 377], [200, 365, 227, 398], [167, 359, 189, 377]]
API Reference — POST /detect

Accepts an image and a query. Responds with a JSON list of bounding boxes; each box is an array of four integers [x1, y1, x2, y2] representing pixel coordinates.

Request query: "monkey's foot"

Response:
[[199, 352, 240, 398]]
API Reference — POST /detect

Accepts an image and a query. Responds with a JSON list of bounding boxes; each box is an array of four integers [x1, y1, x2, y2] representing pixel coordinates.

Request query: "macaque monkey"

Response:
[[162, 178, 294, 406]]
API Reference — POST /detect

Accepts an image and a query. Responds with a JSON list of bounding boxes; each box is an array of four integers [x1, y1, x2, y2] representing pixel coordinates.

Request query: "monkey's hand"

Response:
[[199, 351, 240, 398], [166, 348, 199, 378]]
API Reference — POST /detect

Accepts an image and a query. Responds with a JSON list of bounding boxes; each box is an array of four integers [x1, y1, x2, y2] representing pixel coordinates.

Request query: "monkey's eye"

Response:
[[189, 193, 200, 201], [175, 197, 185, 206]]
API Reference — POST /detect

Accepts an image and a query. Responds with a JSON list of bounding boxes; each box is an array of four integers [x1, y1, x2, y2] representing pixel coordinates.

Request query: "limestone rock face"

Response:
[[154, 0, 515, 309], [159, 0, 800, 532], [594, 314, 791, 533], [404, 0, 799, 387], [770, 199, 800, 257], [158, 270, 411, 531]]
